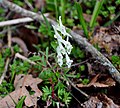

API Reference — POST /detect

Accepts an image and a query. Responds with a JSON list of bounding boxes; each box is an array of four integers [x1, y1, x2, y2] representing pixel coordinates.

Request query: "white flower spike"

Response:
[[52, 16, 73, 68]]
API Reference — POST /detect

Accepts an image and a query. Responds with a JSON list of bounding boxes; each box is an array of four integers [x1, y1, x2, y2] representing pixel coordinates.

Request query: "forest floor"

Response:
[[0, 0, 120, 108]]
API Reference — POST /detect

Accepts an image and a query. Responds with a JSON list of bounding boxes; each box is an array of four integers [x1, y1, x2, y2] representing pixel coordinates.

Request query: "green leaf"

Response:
[[90, 0, 104, 29], [41, 12, 52, 36], [79, 65, 85, 72], [104, 11, 120, 26], [75, 2, 88, 38], [111, 55, 120, 65], [54, 0, 59, 19], [16, 96, 26, 108], [25, 25, 37, 30], [42, 86, 52, 101], [41, 55, 46, 66], [82, 78, 89, 85], [29, 55, 41, 61], [45, 47, 49, 61], [51, 41, 57, 50]]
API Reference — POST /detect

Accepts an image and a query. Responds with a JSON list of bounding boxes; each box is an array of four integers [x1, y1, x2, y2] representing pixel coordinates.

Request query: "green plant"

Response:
[[75, 2, 88, 38], [0, 80, 14, 97], [82, 78, 89, 85], [90, 0, 104, 29], [116, 0, 120, 5], [0, 54, 5, 76], [0, 8, 5, 21], [16, 96, 26, 108], [60, 0, 66, 23], [3, 48, 11, 58], [13, 0, 24, 6], [42, 86, 52, 101], [29, 47, 73, 107], [72, 45, 85, 59], [79, 65, 85, 72], [46, 0, 67, 23], [54, 0, 59, 19], [111, 55, 120, 70], [75, 0, 104, 38], [10, 60, 30, 83], [58, 88, 71, 106]]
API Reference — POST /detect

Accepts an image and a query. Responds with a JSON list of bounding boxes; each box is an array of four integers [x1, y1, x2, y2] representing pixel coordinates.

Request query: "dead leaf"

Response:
[[81, 96, 101, 108], [77, 77, 115, 88], [90, 74, 100, 83], [90, 27, 120, 54], [81, 94, 120, 108], [98, 94, 120, 108], [0, 74, 42, 108], [77, 82, 110, 88]]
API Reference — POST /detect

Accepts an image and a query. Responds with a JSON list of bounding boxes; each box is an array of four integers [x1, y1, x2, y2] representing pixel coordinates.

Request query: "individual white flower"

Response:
[[56, 46, 63, 58], [58, 42, 66, 55], [65, 53, 73, 68], [59, 39, 73, 54], [58, 17, 72, 38], [52, 25, 63, 40], [56, 46, 63, 67], [57, 57, 63, 67], [63, 41, 73, 54], [66, 43, 73, 54]]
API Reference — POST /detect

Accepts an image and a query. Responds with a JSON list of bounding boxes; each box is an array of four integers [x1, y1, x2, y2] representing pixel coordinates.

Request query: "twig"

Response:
[[0, 26, 11, 84], [68, 78, 89, 99], [0, 17, 33, 27], [24, 0, 34, 10], [15, 53, 36, 65], [8, 26, 11, 48], [0, 0, 120, 84], [47, 61, 56, 73], [0, 14, 49, 27], [71, 58, 93, 67], [0, 58, 10, 84]]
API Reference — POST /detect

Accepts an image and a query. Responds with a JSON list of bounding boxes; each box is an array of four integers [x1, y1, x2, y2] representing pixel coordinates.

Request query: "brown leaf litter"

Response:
[[81, 94, 120, 108], [0, 74, 42, 108], [77, 74, 116, 88], [90, 26, 120, 55]]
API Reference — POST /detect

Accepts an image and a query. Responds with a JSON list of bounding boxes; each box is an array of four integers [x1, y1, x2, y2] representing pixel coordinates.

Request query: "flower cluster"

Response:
[[52, 16, 73, 68]]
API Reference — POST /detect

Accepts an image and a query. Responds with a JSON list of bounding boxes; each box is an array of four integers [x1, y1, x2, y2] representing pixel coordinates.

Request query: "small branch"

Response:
[[47, 61, 56, 73], [0, 58, 10, 84], [0, 26, 11, 84], [8, 26, 11, 48], [24, 0, 34, 10], [0, 17, 33, 27], [0, 14, 49, 27], [15, 53, 36, 65], [0, 0, 120, 84], [71, 58, 93, 67], [68, 78, 89, 99]]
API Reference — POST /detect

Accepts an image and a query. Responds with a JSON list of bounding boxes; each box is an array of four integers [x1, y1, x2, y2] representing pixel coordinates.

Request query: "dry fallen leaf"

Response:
[[90, 27, 120, 54], [81, 96, 101, 108], [0, 74, 42, 108], [98, 94, 120, 108], [77, 77, 115, 88], [81, 94, 120, 108]]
